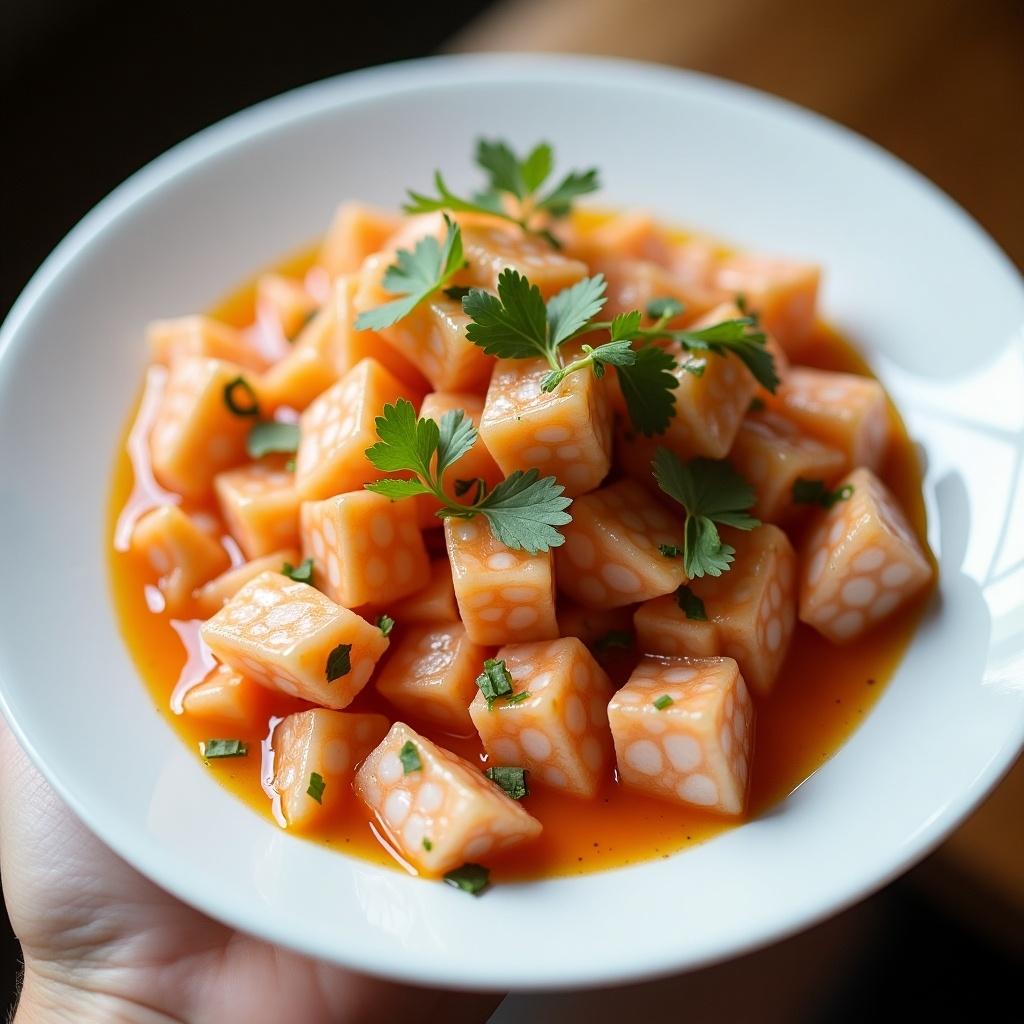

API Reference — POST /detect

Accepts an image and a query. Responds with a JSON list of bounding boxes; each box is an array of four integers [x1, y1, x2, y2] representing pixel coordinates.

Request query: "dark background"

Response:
[[2, 1, 1021, 1019]]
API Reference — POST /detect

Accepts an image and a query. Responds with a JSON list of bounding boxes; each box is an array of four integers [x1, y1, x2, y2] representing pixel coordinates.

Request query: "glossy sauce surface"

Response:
[[108, 238, 930, 881]]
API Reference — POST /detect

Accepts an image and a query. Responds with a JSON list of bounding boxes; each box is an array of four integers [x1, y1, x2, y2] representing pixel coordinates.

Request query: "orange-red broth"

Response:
[[108, 240, 930, 882]]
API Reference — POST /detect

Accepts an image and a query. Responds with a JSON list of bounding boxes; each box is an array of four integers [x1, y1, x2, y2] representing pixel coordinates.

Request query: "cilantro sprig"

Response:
[[792, 478, 855, 509], [653, 448, 760, 578], [364, 400, 571, 553], [405, 139, 599, 248], [354, 215, 464, 331]]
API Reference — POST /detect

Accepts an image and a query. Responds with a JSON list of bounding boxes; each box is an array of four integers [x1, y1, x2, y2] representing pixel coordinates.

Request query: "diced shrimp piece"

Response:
[[273, 709, 389, 828], [799, 468, 932, 643], [714, 254, 820, 354], [256, 274, 318, 340], [193, 548, 299, 617], [571, 211, 672, 265], [609, 655, 754, 815], [150, 357, 259, 499], [555, 480, 686, 608], [416, 392, 502, 527], [376, 623, 487, 731], [353, 261, 493, 393], [445, 519, 559, 644], [461, 222, 588, 298], [300, 490, 429, 607], [214, 461, 300, 560], [469, 638, 615, 798], [594, 258, 712, 321], [634, 525, 797, 695], [201, 571, 389, 708], [354, 722, 542, 876], [728, 412, 846, 523], [147, 316, 268, 372], [181, 664, 272, 732], [131, 506, 229, 611], [664, 302, 758, 459], [319, 201, 403, 277], [294, 357, 417, 500], [557, 603, 635, 648], [479, 357, 613, 497], [769, 368, 890, 473], [391, 559, 459, 625]]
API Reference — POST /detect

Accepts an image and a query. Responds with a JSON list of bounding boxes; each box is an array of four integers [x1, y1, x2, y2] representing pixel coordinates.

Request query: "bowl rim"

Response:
[[1, 53, 1022, 991]]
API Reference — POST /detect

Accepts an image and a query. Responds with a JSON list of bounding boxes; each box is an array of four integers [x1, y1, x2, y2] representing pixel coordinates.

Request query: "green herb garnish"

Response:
[[653, 695, 674, 711], [201, 739, 248, 759], [675, 585, 708, 621], [405, 139, 599, 248], [476, 658, 514, 710], [653, 448, 760, 578], [423, 838, 433, 852], [307, 771, 326, 804], [485, 766, 529, 800], [504, 691, 531, 706], [364, 400, 571, 553], [443, 862, 490, 896], [247, 420, 300, 459], [399, 740, 422, 774], [354, 214, 464, 331], [792, 478, 855, 509], [223, 376, 260, 417], [592, 629, 633, 656], [282, 558, 314, 584], [326, 643, 352, 682], [377, 614, 395, 636]]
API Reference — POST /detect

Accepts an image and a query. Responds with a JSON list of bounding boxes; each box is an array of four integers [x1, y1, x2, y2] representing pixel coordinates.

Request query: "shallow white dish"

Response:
[[0, 54, 1022, 991]]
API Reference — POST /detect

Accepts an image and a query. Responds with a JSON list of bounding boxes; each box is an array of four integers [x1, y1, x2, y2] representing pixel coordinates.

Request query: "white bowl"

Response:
[[1, 54, 1022, 991]]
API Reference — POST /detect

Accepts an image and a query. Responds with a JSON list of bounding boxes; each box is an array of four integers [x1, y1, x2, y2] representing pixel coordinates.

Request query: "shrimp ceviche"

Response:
[[110, 140, 934, 896]]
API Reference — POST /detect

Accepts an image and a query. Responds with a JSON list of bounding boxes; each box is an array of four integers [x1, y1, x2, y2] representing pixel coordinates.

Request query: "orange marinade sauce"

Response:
[[107, 231, 930, 882]]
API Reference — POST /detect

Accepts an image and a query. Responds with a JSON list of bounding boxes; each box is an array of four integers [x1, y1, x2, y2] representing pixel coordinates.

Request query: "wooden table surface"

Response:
[[450, 0, 1024, 930]]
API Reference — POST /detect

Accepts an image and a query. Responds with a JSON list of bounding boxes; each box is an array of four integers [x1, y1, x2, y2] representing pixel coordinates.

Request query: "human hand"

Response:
[[0, 720, 501, 1023]]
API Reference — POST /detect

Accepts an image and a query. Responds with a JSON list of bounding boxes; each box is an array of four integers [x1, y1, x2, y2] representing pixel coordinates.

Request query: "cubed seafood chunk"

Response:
[[354, 722, 542, 876], [376, 623, 487, 732], [568, 211, 673, 265], [319, 201, 403, 277], [390, 559, 459, 625], [181, 664, 273, 732], [416, 391, 502, 527], [354, 260, 493, 393], [200, 571, 389, 708], [193, 548, 300, 617], [799, 468, 932, 643], [255, 274, 318, 340], [769, 367, 890, 473], [301, 490, 429, 608], [273, 709, 389, 828], [131, 505, 229, 611], [609, 656, 754, 815], [728, 411, 846, 522], [150, 357, 260, 499], [469, 638, 615, 798], [591, 256, 716, 322], [555, 480, 687, 608], [461, 220, 588, 298], [294, 357, 418, 500], [148, 316, 268, 372], [713, 254, 820, 355], [214, 461, 301, 559], [634, 525, 797, 695], [445, 519, 559, 645], [479, 357, 613, 497]]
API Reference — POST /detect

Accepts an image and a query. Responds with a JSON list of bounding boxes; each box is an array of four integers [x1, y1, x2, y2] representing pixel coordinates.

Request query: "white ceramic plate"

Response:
[[0, 55, 1022, 991]]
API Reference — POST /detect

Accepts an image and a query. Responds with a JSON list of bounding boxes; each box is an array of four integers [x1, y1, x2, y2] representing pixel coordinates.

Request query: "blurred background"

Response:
[[1, 0, 1021, 1019]]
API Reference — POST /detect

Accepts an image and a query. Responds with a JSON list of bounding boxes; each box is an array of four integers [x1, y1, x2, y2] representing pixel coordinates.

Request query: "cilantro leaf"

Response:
[[326, 643, 352, 682], [485, 766, 529, 800], [792, 478, 855, 509], [365, 399, 439, 478], [675, 585, 708, 620], [545, 274, 607, 346], [443, 863, 490, 896], [535, 168, 600, 216], [282, 558, 314, 584], [475, 469, 572, 554], [653, 449, 760, 578], [307, 772, 326, 804], [463, 269, 549, 361], [247, 420, 300, 459], [436, 408, 477, 478], [364, 478, 433, 500], [647, 297, 686, 321], [678, 318, 779, 393], [616, 345, 680, 436], [610, 310, 643, 342], [354, 215, 463, 331]]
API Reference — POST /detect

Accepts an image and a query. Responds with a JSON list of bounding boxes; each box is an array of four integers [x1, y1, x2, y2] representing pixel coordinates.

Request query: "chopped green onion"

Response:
[[201, 739, 248, 759], [399, 740, 422, 774], [223, 376, 260, 417], [377, 614, 395, 636], [443, 863, 490, 896], [282, 558, 314, 584], [653, 695, 674, 711], [675, 585, 707, 621], [307, 772, 326, 804], [485, 766, 529, 800]]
